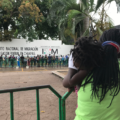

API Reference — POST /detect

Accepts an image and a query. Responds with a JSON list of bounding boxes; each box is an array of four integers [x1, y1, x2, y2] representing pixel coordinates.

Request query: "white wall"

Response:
[[0, 39, 74, 56]]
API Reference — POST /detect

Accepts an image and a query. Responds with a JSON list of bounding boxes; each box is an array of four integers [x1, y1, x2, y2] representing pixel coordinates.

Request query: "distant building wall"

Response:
[[0, 39, 74, 56]]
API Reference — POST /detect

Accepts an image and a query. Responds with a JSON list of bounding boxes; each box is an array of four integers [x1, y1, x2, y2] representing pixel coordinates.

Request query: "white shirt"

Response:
[[68, 54, 78, 70], [59, 56, 62, 61], [17, 56, 20, 61]]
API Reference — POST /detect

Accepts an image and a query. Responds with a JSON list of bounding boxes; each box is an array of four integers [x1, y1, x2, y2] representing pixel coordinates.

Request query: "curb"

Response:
[[52, 70, 68, 79]]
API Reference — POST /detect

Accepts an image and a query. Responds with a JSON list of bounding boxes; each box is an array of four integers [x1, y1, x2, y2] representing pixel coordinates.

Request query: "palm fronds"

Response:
[[48, 0, 87, 42]]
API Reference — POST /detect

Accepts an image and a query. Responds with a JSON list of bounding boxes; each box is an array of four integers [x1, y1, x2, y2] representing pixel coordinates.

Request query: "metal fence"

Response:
[[0, 85, 72, 120]]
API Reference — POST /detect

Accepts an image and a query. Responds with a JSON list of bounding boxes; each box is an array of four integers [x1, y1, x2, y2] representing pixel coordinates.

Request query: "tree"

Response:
[[76, 0, 114, 40], [0, 0, 43, 41], [48, 0, 114, 44], [34, 0, 59, 40], [48, 0, 88, 43], [90, 3, 114, 40], [79, 0, 90, 34]]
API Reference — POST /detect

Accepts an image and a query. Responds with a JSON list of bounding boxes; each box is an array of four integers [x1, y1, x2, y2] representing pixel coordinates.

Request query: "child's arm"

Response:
[[63, 69, 88, 88], [63, 53, 88, 88], [63, 68, 77, 85], [63, 54, 77, 88]]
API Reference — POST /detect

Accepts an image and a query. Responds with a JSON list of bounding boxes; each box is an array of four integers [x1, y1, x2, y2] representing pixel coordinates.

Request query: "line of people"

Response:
[[0, 54, 69, 68]]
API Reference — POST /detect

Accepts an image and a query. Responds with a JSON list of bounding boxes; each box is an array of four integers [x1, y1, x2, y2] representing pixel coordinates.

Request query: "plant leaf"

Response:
[[82, 28, 89, 37]]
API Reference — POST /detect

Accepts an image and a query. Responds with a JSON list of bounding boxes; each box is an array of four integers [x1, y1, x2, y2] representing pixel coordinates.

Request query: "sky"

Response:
[[77, 0, 120, 26], [105, 1, 120, 26]]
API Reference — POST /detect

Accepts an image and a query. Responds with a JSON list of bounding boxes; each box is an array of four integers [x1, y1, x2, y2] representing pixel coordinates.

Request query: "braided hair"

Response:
[[71, 37, 104, 70], [71, 29, 120, 107]]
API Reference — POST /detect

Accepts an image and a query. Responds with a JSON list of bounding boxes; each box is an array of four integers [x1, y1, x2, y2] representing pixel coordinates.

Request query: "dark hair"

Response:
[[99, 28, 120, 44], [72, 29, 120, 107], [71, 37, 104, 70]]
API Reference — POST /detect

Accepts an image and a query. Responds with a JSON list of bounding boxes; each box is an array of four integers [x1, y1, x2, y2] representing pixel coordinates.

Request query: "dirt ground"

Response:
[[0, 69, 77, 120]]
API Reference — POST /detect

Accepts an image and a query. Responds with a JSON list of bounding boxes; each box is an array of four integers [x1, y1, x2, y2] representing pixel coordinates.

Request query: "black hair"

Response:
[[71, 37, 104, 70], [71, 29, 120, 107]]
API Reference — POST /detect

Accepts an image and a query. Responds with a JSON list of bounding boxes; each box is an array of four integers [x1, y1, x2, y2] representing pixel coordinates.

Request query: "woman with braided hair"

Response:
[[63, 28, 120, 120]]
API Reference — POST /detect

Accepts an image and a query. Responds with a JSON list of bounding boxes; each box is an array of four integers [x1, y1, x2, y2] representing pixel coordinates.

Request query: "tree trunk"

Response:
[[80, 0, 89, 37], [83, 13, 89, 33], [101, 3, 105, 30], [3, 22, 10, 41], [79, 0, 81, 8], [59, 32, 61, 40]]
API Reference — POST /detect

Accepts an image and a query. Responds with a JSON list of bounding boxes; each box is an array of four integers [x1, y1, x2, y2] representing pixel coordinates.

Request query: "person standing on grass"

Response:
[[0, 55, 3, 68], [24, 57, 27, 67], [55, 56, 58, 67], [39, 55, 41, 67], [4, 55, 8, 68], [63, 29, 120, 120], [52, 55, 55, 67], [27, 56, 30, 67], [41, 55, 44, 67], [21, 55, 24, 67], [37, 55, 40, 67], [11, 55, 15, 68], [65, 55, 68, 66], [48, 54, 51, 67], [17, 54, 20, 68], [63, 55, 66, 66], [30, 57, 34, 67], [59, 55, 62, 67], [61, 55, 64, 66], [8, 55, 12, 67], [44, 55, 48, 67], [34, 56, 37, 67]]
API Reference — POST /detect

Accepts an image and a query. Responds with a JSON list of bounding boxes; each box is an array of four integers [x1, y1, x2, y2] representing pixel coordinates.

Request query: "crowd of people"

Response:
[[0, 54, 69, 68]]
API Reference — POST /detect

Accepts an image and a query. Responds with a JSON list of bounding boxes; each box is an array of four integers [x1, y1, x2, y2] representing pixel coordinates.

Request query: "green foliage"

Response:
[[48, 0, 116, 44], [82, 28, 90, 37], [35, 0, 59, 40], [48, 0, 87, 43], [1, 0, 13, 9], [0, 0, 43, 41], [81, 0, 89, 7], [0, 0, 59, 41], [96, 0, 105, 11], [90, 3, 114, 40]]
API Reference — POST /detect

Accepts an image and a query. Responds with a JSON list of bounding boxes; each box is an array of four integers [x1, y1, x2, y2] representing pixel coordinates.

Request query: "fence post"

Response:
[[61, 90, 73, 120], [10, 92, 14, 120], [36, 89, 40, 120], [61, 98, 66, 120], [59, 98, 62, 120]]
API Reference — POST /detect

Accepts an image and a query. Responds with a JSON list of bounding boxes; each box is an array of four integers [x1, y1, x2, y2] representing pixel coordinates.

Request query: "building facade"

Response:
[[0, 39, 74, 56]]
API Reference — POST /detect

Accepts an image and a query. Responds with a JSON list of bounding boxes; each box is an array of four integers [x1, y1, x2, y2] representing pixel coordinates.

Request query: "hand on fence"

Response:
[[68, 87, 74, 92]]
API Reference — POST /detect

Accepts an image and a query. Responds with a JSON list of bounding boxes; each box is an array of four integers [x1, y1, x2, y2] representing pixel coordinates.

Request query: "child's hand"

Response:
[[68, 87, 74, 92]]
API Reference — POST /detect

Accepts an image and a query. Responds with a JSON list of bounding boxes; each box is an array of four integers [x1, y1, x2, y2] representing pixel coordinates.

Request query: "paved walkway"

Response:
[[0, 68, 77, 120]]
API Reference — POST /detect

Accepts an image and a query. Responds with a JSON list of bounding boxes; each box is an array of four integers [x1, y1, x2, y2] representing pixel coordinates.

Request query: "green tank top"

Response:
[[74, 61, 120, 120]]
